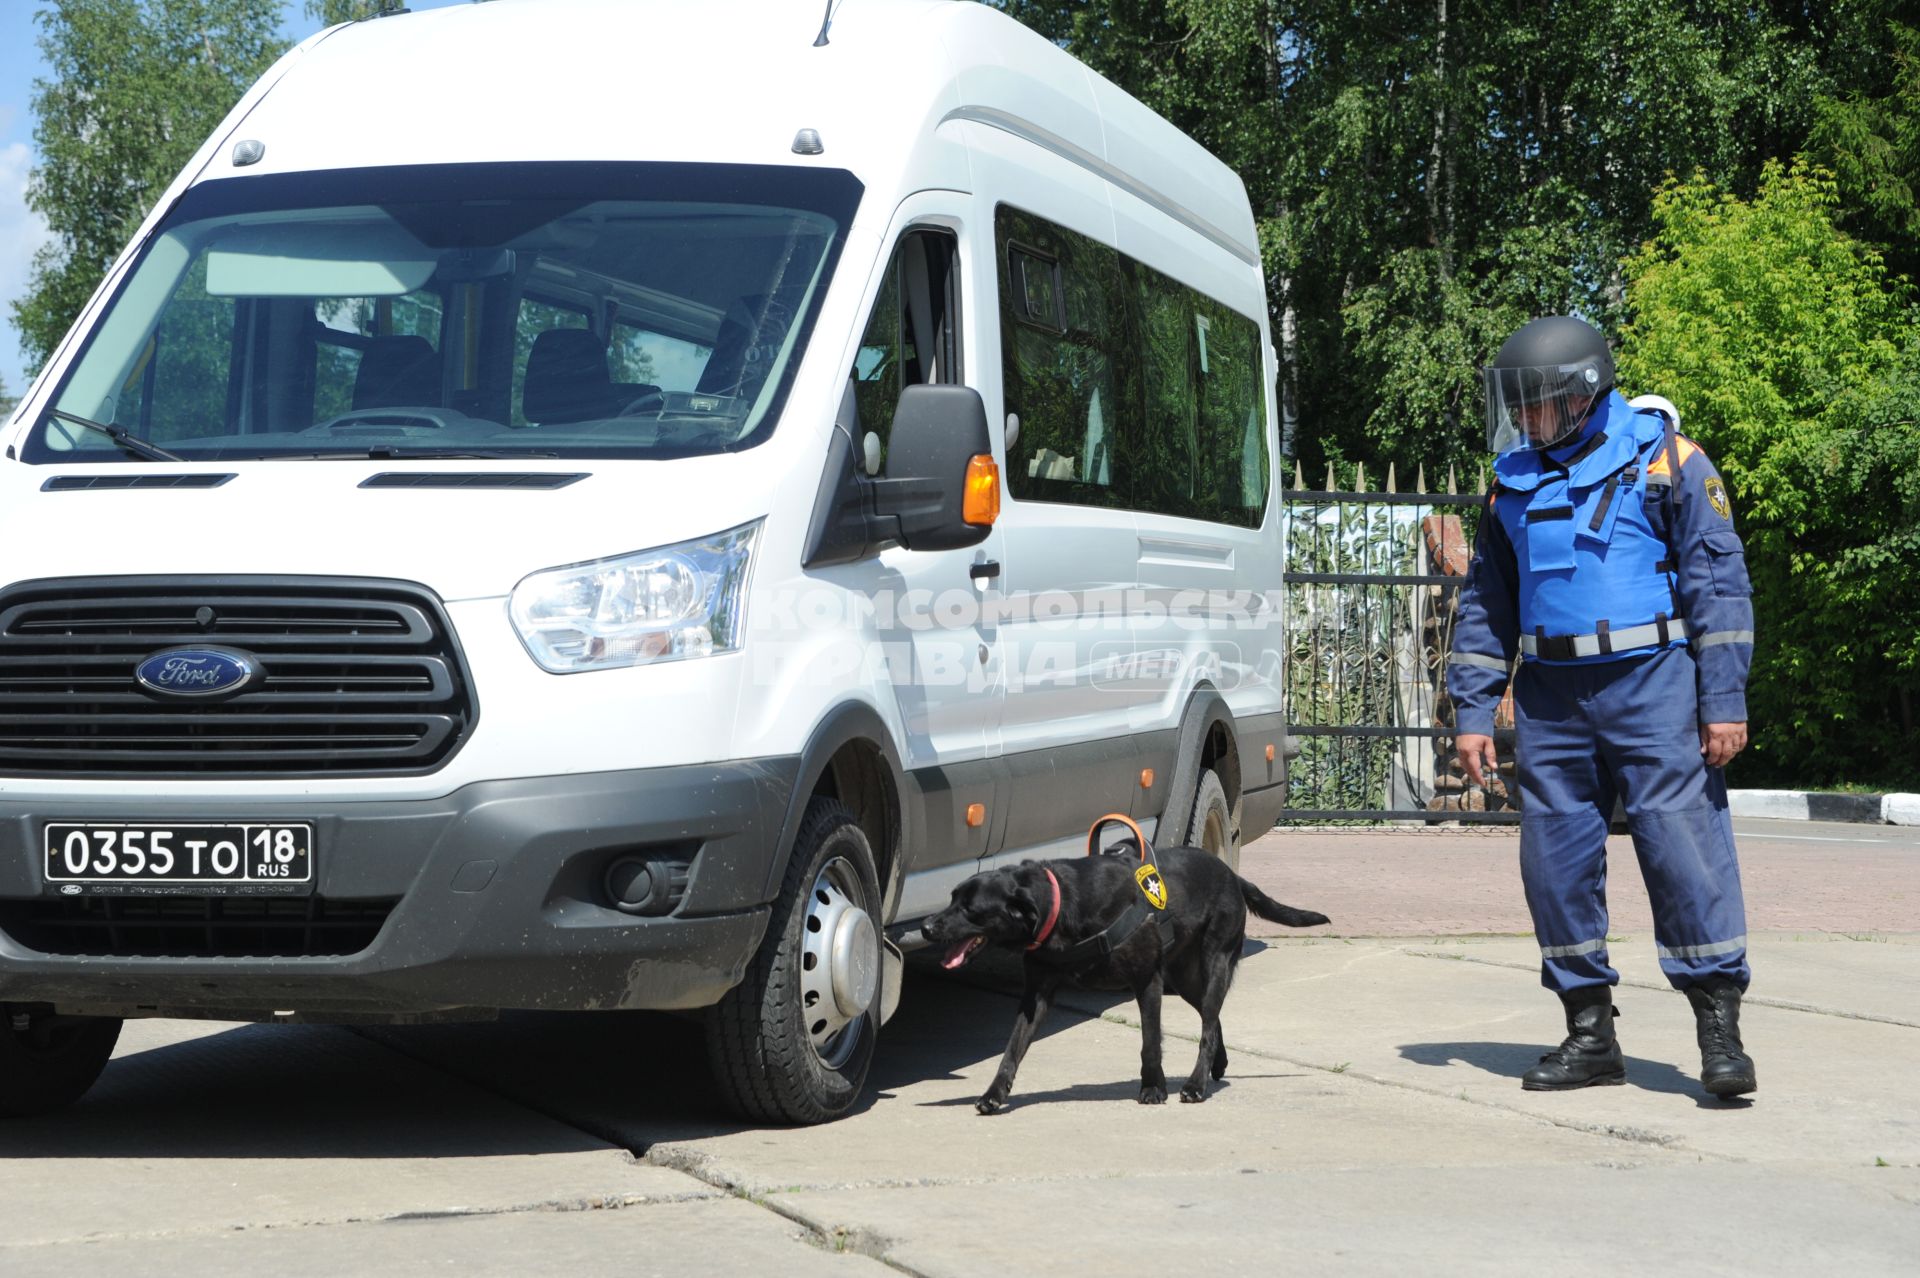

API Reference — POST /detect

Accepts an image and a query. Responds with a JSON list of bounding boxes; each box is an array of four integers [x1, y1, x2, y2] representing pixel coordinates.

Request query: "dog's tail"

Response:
[[1239, 878, 1330, 928]]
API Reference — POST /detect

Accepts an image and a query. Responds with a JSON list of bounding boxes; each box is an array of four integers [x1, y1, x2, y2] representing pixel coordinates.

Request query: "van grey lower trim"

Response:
[[0, 761, 798, 1020]]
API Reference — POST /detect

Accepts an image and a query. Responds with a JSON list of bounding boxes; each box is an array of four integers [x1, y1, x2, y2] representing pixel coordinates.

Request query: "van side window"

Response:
[[998, 209, 1126, 508], [852, 229, 960, 467], [996, 204, 1270, 527]]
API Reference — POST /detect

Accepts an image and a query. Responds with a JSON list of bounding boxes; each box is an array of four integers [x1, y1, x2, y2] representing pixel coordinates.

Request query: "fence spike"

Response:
[[1476, 464, 1487, 495], [1293, 458, 1304, 490], [1355, 461, 1366, 492], [1385, 462, 1397, 494], [1447, 464, 1458, 496], [1324, 461, 1336, 492], [1416, 463, 1427, 494]]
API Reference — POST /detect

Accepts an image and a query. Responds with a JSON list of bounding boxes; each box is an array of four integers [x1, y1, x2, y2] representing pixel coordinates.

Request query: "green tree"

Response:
[[1808, 13, 1920, 281], [10, 0, 284, 375], [303, 0, 406, 22], [993, 2, 1831, 477], [1619, 161, 1920, 786]]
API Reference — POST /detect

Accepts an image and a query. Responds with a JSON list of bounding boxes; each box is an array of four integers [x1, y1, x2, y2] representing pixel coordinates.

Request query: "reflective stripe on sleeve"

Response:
[[1448, 651, 1510, 673], [1695, 630, 1754, 649]]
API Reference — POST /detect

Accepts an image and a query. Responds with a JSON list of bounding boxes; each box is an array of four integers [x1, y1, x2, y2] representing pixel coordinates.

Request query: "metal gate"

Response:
[[1280, 465, 1518, 824]]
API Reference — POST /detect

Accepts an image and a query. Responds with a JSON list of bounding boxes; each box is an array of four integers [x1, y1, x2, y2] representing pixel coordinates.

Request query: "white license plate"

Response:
[[44, 823, 313, 893]]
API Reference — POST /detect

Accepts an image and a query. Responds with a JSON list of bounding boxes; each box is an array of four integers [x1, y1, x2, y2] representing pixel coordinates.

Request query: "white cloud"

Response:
[[0, 140, 53, 396]]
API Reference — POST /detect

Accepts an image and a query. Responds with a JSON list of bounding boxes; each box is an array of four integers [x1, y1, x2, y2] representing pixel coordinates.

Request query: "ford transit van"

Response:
[[0, 0, 1290, 1123]]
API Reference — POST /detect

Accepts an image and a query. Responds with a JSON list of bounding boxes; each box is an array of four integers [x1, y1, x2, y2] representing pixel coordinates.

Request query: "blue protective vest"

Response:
[[1491, 393, 1683, 665]]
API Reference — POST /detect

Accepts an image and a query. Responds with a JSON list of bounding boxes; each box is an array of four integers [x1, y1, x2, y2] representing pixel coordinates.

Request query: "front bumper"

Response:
[[0, 760, 798, 1019]]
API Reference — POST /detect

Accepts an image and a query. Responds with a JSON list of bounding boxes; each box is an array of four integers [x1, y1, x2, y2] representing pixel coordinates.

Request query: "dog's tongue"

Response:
[[942, 936, 983, 970]]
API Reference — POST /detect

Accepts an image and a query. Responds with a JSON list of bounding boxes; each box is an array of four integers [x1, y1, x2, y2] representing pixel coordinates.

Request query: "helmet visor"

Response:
[[1482, 358, 1607, 453]]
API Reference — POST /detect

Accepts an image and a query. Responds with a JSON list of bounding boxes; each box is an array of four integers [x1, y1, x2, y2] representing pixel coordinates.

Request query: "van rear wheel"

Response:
[[0, 1006, 121, 1118], [1186, 768, 1241, 873], [706, 797, 881, 1124]]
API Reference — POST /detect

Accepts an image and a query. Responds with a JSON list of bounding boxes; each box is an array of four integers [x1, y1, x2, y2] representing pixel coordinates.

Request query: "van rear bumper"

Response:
[[0, 762, 797, 1020]]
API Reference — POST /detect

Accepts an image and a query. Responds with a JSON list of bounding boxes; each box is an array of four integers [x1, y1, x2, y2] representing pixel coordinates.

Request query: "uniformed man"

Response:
[[1448, 316, 1758, 1099]]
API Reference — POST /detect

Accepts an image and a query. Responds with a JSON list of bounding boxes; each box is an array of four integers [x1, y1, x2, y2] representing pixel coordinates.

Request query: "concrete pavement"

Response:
[[0, 817, 1914, 1275]]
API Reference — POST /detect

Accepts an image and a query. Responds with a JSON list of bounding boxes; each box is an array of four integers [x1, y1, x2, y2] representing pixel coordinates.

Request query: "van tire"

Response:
[[0, 1009, 121, 1118], [1186, 768, 1241, 873], [706, 797, 880, 1125]]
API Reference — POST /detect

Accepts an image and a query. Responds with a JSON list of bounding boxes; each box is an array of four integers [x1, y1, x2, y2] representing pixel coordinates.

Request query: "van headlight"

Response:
[[510, 522, 759, 673]]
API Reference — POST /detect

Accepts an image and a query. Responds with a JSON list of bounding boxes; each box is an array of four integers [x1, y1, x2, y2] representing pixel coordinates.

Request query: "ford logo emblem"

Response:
[[134, 647, 259, 699]]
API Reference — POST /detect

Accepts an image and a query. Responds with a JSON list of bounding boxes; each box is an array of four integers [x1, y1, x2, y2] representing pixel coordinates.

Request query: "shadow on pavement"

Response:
[[2, 1022, 612, 1159], [1397, 1039, 1735, 1105], [3, 952, 1223, 1159]]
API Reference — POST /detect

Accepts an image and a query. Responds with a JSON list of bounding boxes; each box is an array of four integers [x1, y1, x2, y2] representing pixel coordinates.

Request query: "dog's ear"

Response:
[[1004, 876, 1040, 929]]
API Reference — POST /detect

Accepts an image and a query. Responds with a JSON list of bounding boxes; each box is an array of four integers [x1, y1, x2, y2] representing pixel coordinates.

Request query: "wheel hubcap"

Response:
[[799, 856, 874, 1067]]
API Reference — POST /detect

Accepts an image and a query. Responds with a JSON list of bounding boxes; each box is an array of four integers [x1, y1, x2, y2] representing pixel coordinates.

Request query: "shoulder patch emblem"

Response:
[[1705, 475, 1731, 520], [1135, 864, 1168, 911]]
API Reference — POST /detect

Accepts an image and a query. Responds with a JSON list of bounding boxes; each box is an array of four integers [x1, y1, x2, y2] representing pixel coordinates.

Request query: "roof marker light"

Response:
[[792, 129, 825, 156], [231, 139, 265, 167]]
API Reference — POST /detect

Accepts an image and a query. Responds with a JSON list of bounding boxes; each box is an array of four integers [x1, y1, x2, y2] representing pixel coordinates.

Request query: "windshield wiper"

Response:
[[46, 409, 186, 463]]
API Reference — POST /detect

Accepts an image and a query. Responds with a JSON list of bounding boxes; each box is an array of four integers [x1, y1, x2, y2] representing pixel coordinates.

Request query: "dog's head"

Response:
[[921, 865, 1048, 971]]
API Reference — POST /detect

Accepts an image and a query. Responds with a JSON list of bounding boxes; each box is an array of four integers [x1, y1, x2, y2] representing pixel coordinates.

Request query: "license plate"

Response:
[[44, 823, 313, 894]]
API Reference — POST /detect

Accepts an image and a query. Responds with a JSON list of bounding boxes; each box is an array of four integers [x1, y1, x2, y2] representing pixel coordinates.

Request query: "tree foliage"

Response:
[[1619, 162, 1919, 787], [10, 0, 284, 373], [991, 1, 1893, 478]]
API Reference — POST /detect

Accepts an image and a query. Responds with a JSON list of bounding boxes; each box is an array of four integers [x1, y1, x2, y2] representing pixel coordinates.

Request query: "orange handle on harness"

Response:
[[1085, 813, 1151, 863]]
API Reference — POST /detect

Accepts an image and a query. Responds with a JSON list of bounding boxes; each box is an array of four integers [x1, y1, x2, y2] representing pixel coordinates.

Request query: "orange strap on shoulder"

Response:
[[1645, 435, 1701, 478], [1086, 813, 1150, 863]]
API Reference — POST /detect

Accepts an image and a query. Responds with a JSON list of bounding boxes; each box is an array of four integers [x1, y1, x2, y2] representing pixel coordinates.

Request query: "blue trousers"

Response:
[[1513, 646, 1749, 995]]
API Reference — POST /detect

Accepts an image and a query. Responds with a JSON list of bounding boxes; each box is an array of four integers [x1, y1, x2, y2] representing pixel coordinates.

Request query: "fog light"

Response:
[[603, 856, 690, 916]]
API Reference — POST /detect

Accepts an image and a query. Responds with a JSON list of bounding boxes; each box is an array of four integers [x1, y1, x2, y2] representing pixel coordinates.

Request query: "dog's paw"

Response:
[[975, 1094, 1008, 1116], [1138, 1084, 1167, 1105], [1180, 1083, 1209, 1103]]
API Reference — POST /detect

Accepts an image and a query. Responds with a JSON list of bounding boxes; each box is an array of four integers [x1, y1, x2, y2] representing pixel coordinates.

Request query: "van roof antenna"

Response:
[[813, 0, 837, 47]]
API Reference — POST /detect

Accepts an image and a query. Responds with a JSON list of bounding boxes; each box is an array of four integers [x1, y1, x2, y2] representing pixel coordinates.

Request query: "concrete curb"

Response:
[[1729, 789, 1920, 826]]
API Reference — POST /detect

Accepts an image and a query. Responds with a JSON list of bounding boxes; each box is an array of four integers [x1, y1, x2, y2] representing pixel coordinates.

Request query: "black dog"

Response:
[[923, 845, 1329, 1113]]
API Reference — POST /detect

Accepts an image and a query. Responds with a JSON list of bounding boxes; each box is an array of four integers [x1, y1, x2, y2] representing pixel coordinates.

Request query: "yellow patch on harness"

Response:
[[1136, 864, 1168, 910]]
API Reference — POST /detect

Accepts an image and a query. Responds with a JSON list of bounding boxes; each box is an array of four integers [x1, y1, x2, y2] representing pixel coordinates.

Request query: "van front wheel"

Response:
[[706, 797, 881, 1124], [1186, 768, 1242, 874]]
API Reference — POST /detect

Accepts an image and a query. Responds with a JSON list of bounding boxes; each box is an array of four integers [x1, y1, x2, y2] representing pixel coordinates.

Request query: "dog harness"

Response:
[[1026, 814, 1167, 969]]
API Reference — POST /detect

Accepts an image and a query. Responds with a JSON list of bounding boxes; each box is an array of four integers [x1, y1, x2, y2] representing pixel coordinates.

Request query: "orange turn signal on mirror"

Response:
[[963, 454, 1000, 526], [966, 803, 986, 828]]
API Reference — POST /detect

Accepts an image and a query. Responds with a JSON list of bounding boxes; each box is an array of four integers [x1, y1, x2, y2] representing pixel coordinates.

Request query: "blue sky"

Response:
[[0, 0, 472, 398]]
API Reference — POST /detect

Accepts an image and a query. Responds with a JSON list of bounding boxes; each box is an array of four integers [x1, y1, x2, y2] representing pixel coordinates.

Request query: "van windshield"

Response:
[[24, 162, 863, 463]]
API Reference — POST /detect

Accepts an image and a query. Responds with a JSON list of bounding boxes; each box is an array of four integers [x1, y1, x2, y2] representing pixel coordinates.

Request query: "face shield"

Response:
[[1482, 356, 1608, 454]]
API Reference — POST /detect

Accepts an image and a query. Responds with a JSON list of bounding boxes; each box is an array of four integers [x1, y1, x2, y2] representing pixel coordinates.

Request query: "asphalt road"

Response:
[[1, 816, 1914, 1276]]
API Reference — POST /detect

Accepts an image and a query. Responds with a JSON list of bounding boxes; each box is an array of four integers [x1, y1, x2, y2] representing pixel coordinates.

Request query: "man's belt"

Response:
[[1521, 616, 1689, 661]]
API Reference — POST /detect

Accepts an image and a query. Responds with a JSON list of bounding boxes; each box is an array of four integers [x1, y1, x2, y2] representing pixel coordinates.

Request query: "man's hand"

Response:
[[1456, 733, 1499, 787], [1700, 722, 1748, 768]]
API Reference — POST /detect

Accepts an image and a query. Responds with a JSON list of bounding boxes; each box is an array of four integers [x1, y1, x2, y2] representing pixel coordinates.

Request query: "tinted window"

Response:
[[996, 205, 1270, 527]]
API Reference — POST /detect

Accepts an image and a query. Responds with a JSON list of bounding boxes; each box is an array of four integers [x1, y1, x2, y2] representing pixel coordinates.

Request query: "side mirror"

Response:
[[873, 385, 998, 551]]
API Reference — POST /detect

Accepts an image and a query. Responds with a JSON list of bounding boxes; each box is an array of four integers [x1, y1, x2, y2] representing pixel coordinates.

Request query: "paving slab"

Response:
[[0, 1197, 894, 1278], [1046, 936, 1920, 1169], [770, 1163, 1920, 1277]]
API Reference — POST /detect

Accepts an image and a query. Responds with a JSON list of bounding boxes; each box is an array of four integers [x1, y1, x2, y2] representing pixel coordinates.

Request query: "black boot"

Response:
[[1685, 978, 1757, 1099], [1522, 986, 1626, 1091]]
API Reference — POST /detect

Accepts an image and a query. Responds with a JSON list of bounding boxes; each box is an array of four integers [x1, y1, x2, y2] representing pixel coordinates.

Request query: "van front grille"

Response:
[[0, 577, 476, 777], [0, 894, 397, 958]]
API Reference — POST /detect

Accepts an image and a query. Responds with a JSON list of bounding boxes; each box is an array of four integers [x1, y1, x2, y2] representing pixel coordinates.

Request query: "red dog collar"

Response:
[[1026, 867, 1062, 950]]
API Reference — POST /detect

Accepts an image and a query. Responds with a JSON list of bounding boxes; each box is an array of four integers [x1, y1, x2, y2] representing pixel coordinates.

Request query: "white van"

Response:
[[0, 0, 1290, 1123]]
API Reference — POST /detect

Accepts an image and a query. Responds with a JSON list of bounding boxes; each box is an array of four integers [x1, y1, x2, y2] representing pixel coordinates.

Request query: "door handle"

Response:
[[968, 560, 1002, 582]]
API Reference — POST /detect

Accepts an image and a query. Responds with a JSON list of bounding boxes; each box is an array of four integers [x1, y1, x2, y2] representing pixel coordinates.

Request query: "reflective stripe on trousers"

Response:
[[1514, 645, 1750, 994]]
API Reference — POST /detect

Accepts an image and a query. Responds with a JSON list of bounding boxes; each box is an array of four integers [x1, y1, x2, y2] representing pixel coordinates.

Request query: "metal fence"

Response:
[[1280, 463, 1519, 824]]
